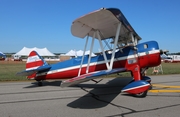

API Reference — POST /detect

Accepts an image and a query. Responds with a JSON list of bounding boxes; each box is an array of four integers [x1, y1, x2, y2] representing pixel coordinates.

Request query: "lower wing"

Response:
[[60, 68, 126, 87]]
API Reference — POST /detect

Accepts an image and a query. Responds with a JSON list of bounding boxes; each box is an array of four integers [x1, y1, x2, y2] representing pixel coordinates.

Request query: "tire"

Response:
[[134, 90, 148, 98], [38, 81, 42, 86]]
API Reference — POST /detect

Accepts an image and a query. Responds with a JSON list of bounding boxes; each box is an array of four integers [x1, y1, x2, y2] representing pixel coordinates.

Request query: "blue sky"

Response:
[[0, 0, 180, 53]]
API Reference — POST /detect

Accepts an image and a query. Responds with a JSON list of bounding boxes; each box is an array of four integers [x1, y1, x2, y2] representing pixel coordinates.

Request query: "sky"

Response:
[[0, 0, 180, 53]]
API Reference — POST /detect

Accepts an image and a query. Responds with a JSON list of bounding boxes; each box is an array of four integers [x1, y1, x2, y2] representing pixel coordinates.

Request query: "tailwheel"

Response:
[[37, 81, 43, 86], [134, 90, 148, 98]]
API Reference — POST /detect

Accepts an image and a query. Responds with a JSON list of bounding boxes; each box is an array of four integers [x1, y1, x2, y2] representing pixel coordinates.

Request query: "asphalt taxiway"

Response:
[[0, 74, 180, 117]]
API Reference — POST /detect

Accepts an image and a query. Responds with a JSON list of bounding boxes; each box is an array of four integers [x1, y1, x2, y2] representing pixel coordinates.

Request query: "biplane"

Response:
[[17, 8, 161, 97]]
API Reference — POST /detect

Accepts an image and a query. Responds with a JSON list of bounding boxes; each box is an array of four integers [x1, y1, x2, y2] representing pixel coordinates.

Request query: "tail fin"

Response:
[[16, 51, 51, 78], [26, 51, 48, 71]]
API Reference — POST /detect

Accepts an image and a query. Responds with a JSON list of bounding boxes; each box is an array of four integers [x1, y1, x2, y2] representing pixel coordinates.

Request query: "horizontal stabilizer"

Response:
[[60, 68, 126, 88], [16, 65, 51, 76]]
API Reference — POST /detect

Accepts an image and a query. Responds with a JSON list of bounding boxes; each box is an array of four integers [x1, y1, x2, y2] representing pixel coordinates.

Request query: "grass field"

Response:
[[0, 61, 180, 81], [0, 61, 26, 81]]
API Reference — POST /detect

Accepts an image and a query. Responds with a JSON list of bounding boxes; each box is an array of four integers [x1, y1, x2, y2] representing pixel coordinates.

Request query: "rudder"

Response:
[[16, 51, 51, 79], [26, 51, 48, 71]]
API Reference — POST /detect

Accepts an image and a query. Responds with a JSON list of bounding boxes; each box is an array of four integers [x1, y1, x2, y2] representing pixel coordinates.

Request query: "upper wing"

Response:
[[71, 8, 141, 41], [16, 65, 51, 76], [60, 68, 126, 87]]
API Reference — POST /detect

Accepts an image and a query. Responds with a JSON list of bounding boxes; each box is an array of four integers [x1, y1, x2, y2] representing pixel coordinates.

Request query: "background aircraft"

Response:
[[17, 8, 161, 97], [0, 51, 6, 61]]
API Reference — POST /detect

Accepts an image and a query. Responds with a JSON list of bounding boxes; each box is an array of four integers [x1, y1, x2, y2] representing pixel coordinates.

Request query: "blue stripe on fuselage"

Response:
[[49, 41, 159, 71]]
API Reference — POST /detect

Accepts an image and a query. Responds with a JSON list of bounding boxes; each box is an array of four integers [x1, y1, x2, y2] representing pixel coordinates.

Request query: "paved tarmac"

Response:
[[0, 74, 180, 117]]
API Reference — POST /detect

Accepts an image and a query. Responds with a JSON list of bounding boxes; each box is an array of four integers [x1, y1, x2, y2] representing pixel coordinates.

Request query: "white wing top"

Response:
[[71, 8, 141, 41]]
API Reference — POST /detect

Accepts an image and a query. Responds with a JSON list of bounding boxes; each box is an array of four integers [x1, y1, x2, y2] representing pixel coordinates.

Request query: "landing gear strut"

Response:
[[133, 67, 151, 98], [122, 65, 151, 98]]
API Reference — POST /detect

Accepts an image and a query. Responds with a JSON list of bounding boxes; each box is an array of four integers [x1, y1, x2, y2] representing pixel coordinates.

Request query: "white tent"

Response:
[[65, 50, 96, 57], [65, 50, 77, 56], [15, 47, 55, 56]]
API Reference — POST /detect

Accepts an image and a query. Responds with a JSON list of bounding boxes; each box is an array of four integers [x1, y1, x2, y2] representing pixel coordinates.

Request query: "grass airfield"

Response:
[[1, 61, 180, 81]]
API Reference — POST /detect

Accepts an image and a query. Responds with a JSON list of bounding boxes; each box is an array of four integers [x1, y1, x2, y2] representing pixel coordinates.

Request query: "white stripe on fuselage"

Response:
[[36, 50, 160, 77]]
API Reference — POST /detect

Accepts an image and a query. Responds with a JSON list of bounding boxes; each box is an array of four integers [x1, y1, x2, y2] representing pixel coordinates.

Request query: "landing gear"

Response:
[[122, 65, 151, 98], [134, 90, 148, 98], [37, 81, 43, 86], [129, 77, 152, 98], [122, 80, 150, 98]]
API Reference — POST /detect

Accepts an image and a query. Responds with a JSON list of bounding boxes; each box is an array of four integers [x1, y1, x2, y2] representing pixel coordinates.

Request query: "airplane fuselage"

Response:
[[32, 41, 161, 81]]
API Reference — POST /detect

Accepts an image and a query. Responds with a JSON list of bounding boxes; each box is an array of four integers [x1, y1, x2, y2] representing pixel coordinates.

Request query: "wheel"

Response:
[[134, 90, 148, 98], [38, 81, 42, 86]]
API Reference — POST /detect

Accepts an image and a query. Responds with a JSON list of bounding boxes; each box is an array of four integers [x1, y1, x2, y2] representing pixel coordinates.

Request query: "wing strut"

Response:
[[130, 32, 138, 50], [78, 31, 96, 75], [78, 19, 122, 75], [109, 22, 122, 70], [130, 32, 136, 46], [78, 35, 89, 76], [96, 22, 122, 70], [97, 31, 110, 70], [86, 32, 95, 73]]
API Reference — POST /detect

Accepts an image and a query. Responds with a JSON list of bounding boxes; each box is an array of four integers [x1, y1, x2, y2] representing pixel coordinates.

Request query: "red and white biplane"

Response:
[[17, 8, 161, 97]]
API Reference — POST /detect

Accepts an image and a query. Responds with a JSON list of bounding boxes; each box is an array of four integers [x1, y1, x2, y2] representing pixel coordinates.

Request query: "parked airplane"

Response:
[[17, 8, 161, 97]]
